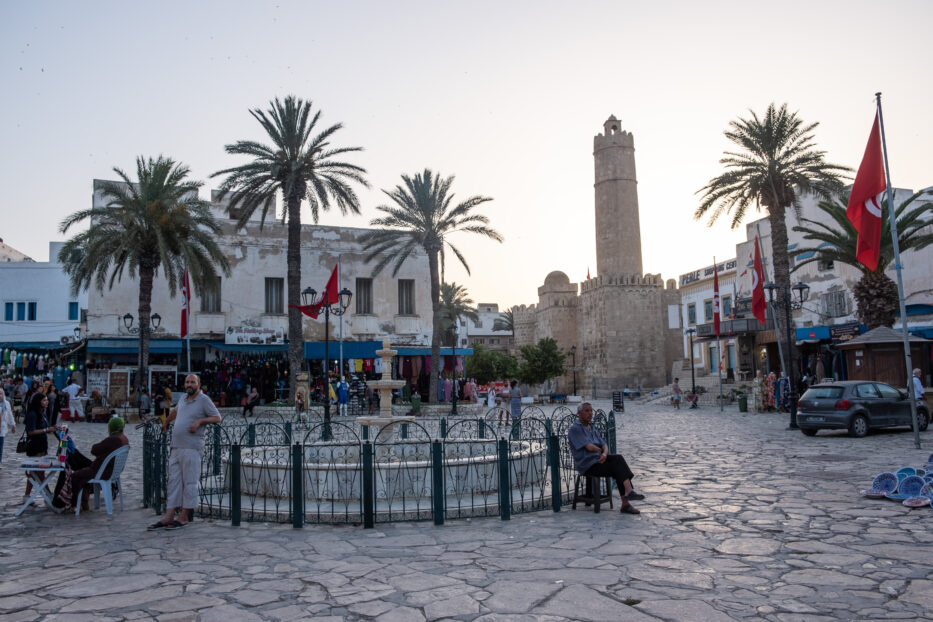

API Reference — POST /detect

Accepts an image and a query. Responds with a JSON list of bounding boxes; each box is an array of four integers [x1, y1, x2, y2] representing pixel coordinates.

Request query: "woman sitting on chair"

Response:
[[70, 417, 129, 512]]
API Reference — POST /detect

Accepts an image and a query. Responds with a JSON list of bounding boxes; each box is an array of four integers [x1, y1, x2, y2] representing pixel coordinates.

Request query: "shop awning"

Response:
[[88, 339, 183, 354], [304, 340, 382, 359], [193, 340, 287, 353], [395, 347, 473, 356], [0, 341, 65, 350]]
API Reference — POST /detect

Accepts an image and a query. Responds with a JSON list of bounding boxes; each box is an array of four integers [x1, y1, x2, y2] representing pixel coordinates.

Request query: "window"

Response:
[[687, 303, 696, 325], [821, 291, 848, 318], [722, 295, 732, 317], [704, 300, 713, 322], [264, 278, 284, 314], [874, 383, 901, 399], [398, 279, 415, 315], [68, 302, 79, 321], [855, 384, 880, 398], [818, 259, 835, 271], [27, 302, 36, 321], [17, 302, 25, 321], [201, 278, 222, 313], [7, 301, 37, 321], [355, 278, 373, 314], [4, 303, 11, 321]]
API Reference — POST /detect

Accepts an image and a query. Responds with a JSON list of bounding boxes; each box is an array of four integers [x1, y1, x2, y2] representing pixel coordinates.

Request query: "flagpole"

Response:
[[875, 93, 921, 449], [714, 257, 723, 412], [338, 256, 344, 382], [756, 223, 786, 376]]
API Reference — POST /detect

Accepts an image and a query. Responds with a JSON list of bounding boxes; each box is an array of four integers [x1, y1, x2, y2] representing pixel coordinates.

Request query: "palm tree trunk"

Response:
[[428, 246, 441, 403], [137, 261, 155, 396], [768, 207, 795, 378], [286, 195, 304, 403]]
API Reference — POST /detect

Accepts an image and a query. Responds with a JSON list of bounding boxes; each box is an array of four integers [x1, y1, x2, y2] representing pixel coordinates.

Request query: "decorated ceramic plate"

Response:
[[896, 467, 916, 480], [903, 496, 931, 508], [921, 483, 933, 498], [885, 492, 913, 500], [899, 475, 925, 497], [861, 489, 886, 498], [916, 469, 927, 477], [872, 473, 898, 493]]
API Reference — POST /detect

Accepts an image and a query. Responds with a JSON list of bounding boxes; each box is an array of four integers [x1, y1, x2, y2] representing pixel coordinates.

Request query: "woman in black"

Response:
[[23, 393, 57, 503]]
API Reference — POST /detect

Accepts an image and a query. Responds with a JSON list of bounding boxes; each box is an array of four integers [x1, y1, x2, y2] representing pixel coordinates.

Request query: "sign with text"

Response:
[[225, 325, 285, 346]]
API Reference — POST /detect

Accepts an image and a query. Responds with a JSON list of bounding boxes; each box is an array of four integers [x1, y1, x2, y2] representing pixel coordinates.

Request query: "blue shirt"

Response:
[[337, 381, 349, 404], [567, 420, 605, 474]]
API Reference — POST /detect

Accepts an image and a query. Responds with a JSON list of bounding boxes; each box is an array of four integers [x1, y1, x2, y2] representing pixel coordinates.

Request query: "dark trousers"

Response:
[[583, 454, 634, 497]]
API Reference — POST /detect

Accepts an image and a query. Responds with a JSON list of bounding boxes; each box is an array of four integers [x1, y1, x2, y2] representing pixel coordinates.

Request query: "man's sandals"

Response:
[[620, 505, 641, 515], [148, 520, 186, 531]]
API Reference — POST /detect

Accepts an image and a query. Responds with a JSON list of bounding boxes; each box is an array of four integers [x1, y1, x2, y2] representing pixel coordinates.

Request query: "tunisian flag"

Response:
[[846, 114, 886, 271], [751, 237, 767, 326], [712, 260, 721, 338], [290, 265, 338, 319], [180, 269, 190, 338]]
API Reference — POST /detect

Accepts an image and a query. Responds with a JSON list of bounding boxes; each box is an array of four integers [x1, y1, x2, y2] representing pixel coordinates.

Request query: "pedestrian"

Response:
[[913, 368, 925, 402], [70, 417, 130, 512], [337, 376, 349, 417], [509, 379, 522, 424], [443, 376, 452, 403], [243, 387, 260, 417], [567, 402, 643, 515], [139, 389, 151, 416], [148, 374, 222, 531], [0, 388, 15, 468], [23, 393, 58, 504], [295, 389, 307, 425], [671, 378, 682, 409]]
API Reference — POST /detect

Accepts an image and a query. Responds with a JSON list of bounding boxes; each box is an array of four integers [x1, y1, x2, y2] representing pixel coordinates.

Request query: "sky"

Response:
[[2, 0, 931, 310]]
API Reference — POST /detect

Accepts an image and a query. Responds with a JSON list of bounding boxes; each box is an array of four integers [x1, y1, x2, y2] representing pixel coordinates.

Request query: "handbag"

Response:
[[15, 429, 28, 453]]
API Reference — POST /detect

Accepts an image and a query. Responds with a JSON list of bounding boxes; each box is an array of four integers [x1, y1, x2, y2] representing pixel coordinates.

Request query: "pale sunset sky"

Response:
[[2, 1, 930, 309]]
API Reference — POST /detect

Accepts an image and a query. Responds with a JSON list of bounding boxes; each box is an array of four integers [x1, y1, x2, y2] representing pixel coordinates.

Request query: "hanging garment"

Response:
[[374, 358, 383, 374]]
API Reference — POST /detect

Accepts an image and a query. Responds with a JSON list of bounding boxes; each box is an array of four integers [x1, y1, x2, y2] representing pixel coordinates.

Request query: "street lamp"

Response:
[[73, 326, 81, 340], [570, 345, 577, 396], [764, 281, 810, 429], [303, 285, 352, 435], [449, 323, 459, 415], [122, 312, 161, 394], [684, 327, 697, 404]]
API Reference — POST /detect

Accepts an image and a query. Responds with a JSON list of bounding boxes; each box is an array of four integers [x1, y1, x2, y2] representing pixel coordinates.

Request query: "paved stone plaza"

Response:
[[2, 401, 932, 621]]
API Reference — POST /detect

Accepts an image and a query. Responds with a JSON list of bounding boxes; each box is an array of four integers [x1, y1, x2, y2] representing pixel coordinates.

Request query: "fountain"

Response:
[[356, 337, 413, 432]]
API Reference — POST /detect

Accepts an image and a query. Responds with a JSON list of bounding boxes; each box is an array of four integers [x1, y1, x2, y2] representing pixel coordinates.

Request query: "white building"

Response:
[[462, 303, 512, 354], [678, 258, 739, 375]]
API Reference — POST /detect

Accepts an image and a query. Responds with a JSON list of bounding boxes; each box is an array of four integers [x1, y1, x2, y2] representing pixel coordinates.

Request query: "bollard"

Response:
[[212, 425, 221, 476], [291, 443, 303, 528], [362, 442, 374, 528], [548, 434, 562, 512], [432, 440, 445, 526], [498, 438, 511, 520], [231, 444, 241, 526]]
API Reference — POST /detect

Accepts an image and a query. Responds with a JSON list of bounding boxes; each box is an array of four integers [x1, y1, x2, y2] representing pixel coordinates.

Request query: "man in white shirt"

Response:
[[913, 368, 925, 401]]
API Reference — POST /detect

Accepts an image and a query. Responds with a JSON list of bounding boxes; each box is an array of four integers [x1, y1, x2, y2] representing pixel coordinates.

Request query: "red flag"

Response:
[[180, 269, 190, 338], [289, 265, 338, 319], [846, 113, 886, 271], [712, 260, 721, 338], [586, 267, 591, 280], [751, 237, 767, 326]]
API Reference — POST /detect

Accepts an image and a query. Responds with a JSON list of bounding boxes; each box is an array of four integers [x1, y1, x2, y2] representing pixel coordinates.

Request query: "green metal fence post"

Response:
[[212, 425, 221, 476], [432, 440, 445, 526], [361, 424, 369, 441], [498, 438, 511, 520], [142, 427, 151, 508], [548, 434, 562, 512], [510, 419, 520, 441], [478, 418, 485, 439], [154, 434, 166, 515], [285, 422, 292, 444], [291, 443, 303, 528], [247, 423, 256, 447], [608, 411, 617, 454], [440, 417, 447, 439], [401, 423, 409, 440], [231, 444, 241, 526], [362, 442, 374, 528]]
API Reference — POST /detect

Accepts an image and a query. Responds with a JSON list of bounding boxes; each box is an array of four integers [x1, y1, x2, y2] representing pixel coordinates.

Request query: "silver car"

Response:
[[797, 380, 930, 437]]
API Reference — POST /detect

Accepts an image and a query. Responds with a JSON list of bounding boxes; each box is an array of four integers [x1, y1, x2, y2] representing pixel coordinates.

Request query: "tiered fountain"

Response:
[[355, 337, 413, 433]]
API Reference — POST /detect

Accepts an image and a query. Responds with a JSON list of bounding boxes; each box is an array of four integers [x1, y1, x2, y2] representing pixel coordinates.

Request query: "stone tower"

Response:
[[594, 116, 642, 276]]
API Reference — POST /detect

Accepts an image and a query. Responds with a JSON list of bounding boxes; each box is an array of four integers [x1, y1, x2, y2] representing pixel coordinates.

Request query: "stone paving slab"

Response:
[[2, 401, 932, 620]]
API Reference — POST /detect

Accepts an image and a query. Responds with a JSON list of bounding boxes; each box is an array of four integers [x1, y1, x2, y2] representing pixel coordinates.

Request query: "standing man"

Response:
[[148, 374, 221, 531], [567, 402, 643, 515], [913, 368, 926, 403]]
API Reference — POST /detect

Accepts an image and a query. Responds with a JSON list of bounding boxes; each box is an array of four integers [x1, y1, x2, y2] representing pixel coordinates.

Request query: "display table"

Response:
[[17, 459, 66, 517]]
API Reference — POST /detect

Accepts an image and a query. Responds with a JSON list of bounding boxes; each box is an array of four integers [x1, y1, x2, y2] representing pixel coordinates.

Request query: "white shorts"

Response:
[[166, 447, 201, 509]]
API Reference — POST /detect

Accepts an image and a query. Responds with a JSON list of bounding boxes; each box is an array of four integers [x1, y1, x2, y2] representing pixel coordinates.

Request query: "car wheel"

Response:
[[849, 413, 869, 438], [801, 428, 818, 436], [919, 409, 930, 432]]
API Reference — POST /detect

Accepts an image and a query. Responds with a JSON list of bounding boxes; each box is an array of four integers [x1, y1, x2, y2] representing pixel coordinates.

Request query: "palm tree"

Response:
[[59, 156, 230, 391], [360, 169, 502, 402], [438, 282, 479, 347], [792, 191, 933, 328], [696, 102, 850, 368], [212, 96, 368, 400], [492, 308, 514, 334]]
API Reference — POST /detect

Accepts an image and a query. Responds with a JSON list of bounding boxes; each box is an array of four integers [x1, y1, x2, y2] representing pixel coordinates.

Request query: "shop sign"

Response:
[[225, 325, 285, 346], [830, 324, 860, 342]]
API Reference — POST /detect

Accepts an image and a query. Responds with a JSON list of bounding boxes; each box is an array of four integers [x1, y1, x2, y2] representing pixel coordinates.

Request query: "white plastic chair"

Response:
[[75, 445, 130, 516]]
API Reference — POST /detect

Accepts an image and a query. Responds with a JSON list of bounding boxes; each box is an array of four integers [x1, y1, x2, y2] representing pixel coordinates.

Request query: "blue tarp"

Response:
[[796, 326, 831, 341]]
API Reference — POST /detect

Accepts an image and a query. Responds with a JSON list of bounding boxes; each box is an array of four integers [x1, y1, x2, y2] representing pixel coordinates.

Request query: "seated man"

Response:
[[70, 417, 130, 511], [567, 402, 643, 515]]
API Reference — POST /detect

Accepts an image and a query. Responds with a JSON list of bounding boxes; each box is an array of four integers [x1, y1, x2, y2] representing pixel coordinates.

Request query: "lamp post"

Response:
[[123, 312, 160, 393], [685, 327, 697, 401], [302, 286, 352, 434], [570, 345, 577, 396], [449, 323, 459, 416], [763, 281, 809, 429]]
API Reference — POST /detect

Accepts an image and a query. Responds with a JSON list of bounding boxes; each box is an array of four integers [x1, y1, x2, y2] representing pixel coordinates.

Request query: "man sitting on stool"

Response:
[[568, 402, 644, 515]]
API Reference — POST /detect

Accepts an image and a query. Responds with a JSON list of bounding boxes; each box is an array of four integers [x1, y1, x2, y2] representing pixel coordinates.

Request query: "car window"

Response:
[[801, 386, 844, 399], [855, 384, 880, 398], [874, 383, 901, 399]]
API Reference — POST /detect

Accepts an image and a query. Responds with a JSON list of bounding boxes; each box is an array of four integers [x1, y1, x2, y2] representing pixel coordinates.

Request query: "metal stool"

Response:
[[572, 474, 614, 513]]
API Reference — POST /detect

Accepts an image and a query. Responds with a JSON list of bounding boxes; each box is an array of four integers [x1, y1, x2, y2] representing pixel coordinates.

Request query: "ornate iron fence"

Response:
[[141, 405, 617, 527]]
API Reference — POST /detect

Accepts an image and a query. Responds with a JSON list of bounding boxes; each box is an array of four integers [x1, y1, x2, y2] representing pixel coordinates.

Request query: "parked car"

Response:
[[797, 381, 930, 437]]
